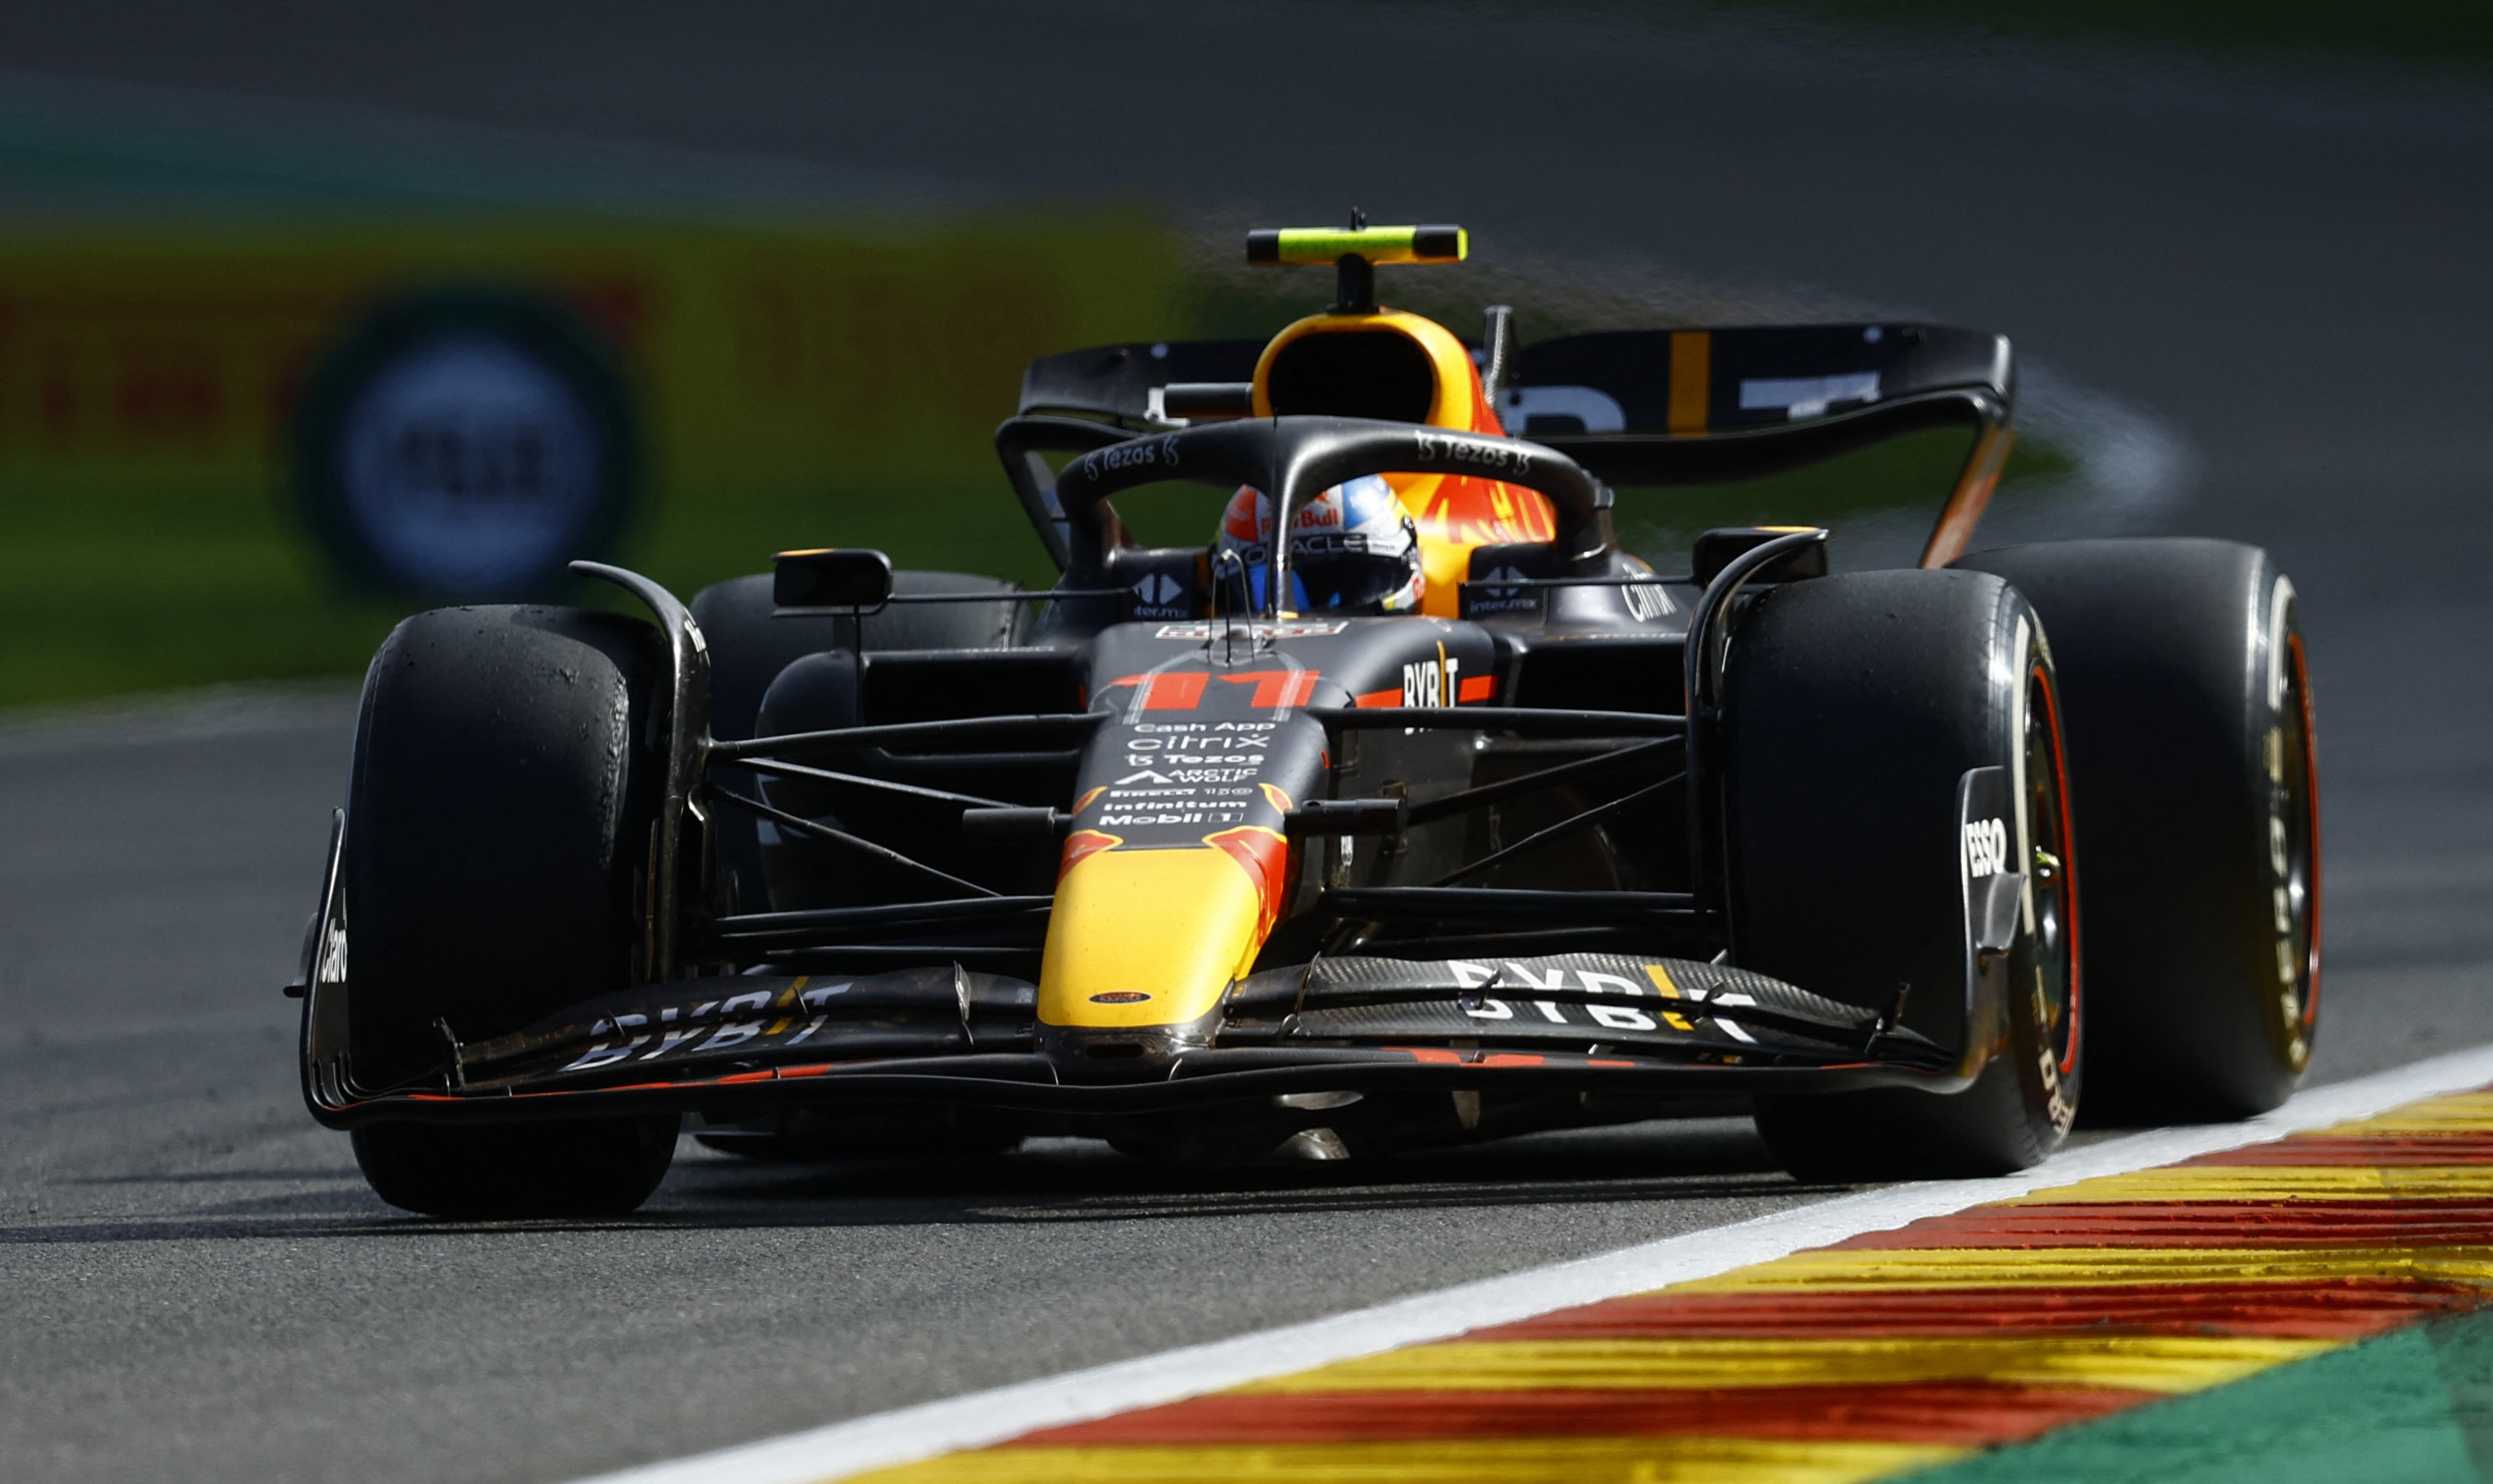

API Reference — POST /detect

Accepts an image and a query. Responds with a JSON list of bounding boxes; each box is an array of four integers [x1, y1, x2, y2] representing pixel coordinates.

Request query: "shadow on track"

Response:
[[3, 1117, 1831, 1244]]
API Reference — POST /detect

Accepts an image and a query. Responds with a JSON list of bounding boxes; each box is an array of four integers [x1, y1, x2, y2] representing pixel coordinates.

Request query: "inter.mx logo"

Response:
[[1131, 573, 1187, 609]]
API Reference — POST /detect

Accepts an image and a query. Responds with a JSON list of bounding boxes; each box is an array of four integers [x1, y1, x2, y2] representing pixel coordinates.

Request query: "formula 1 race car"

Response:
[[293, 223, 2322, 1216]]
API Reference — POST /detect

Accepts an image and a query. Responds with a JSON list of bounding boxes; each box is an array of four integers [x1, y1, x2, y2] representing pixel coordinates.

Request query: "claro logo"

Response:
[[1965, 817, 2010, 877]]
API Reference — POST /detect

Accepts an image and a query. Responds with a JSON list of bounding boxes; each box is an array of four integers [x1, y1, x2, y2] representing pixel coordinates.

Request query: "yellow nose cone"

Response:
[[1039, 846, 1267, 1028]]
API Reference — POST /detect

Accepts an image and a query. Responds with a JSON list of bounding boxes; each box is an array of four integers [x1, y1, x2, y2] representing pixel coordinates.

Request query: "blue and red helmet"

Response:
[[1216, 475, 1424, 614]]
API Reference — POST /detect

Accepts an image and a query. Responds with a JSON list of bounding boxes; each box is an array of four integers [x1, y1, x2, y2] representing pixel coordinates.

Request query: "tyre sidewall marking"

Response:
[[2010, 604, 2079, 1137], [2265, 574, 2317, 1070]]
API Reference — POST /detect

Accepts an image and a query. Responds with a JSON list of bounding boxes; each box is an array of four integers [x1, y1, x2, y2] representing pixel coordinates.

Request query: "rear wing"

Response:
[[1510, 324, 2015, 567], [1507, 323, 2009, 475], [1005, 322, 2017, 570]]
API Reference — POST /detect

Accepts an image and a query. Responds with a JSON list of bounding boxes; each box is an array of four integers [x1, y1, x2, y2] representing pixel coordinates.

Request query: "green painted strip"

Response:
[[1899, 1306, 2493, 1484]]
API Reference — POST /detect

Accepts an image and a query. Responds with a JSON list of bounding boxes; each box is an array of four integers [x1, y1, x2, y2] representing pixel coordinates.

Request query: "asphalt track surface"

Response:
[[4, 5, 2493, 1482]]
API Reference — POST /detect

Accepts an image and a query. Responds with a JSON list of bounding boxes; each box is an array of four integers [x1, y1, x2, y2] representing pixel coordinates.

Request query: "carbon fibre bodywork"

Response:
[[300, 262, 2044, 1153], [299, 535, 1999, 1137]]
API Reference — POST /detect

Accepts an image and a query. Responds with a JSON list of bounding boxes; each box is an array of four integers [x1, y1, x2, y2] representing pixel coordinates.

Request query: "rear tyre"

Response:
[[1955, 540, 2318, 1119], [344, 604, 677, 1217], [692, 570, 1027, 915], [1732, 570, 2082, 1180]]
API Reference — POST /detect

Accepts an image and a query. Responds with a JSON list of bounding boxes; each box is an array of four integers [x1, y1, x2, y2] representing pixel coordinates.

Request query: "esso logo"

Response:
[[1966, 817, 2010, 877]]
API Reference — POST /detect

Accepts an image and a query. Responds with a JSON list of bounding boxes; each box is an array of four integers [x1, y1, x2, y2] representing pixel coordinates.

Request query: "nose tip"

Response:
[[1037, 839, 1281, 1032]]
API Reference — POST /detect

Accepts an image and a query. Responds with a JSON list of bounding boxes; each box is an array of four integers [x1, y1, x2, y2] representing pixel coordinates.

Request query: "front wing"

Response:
[[303, 951, 1958, 1127]]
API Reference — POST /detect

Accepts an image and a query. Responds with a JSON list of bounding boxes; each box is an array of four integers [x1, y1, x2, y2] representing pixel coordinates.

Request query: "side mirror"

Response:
[[774, 548, 893, 612]]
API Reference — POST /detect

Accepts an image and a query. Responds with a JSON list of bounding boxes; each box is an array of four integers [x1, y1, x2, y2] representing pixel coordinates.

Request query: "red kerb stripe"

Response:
[[1465, 1282, 2482, 1341], [1012, 1382, 2154, 1449], [1827, 1201, 2493, 1251]]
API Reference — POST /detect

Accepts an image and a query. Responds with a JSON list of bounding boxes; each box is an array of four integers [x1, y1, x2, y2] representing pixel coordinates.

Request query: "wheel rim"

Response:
[[2025, 661, 2082, 1099], [2272, 624, 2321, 1069]]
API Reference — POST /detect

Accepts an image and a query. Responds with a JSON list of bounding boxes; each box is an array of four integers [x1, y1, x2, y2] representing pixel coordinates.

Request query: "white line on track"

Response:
[[578, 1041, 2493, 1484]]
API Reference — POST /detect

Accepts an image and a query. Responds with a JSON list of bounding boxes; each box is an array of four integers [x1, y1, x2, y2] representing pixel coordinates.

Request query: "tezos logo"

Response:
[[1414, 429, 1531, 474], [1091, 435, 1179, 475], [1965, 817, 2010, 877]]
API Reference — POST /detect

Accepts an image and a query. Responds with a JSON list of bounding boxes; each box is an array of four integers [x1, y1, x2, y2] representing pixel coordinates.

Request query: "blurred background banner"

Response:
[[0, 206, 1176, 702], [0, 195, 2102, 707]]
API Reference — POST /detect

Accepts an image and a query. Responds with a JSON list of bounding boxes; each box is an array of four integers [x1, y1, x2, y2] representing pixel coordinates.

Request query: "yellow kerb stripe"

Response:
[[850, 1436, 1963, 1484], [2317, 1092, 2493, 1135], [1231, 1335, 2324, 1396], [1664, 1245, 2493, 1292], [2001, 1164, 2493, 1202]]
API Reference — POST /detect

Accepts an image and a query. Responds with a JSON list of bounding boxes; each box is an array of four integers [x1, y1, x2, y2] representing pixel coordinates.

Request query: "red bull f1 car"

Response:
[[293, 223, 2322, 1216]]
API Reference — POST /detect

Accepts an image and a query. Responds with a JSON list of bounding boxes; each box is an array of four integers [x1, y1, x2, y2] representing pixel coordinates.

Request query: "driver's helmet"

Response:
[[1214, 475, 1424, 614]]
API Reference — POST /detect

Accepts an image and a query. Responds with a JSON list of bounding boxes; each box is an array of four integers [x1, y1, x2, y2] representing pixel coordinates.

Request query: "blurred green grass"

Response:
[[0, 470, 403, 702], [0, 465, 1067, 706]]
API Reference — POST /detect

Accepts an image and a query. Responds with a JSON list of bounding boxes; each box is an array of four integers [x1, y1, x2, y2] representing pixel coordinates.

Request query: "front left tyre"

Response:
[[342, 604, 678, 1217], [1729, 568, 2082, 1180]]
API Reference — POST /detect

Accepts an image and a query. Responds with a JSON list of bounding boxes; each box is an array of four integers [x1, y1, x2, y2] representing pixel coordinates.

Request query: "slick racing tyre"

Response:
[[352, 1118, 679, 1220], [1733, 569, 2082, 1180], [344, 604, 677, 1217], [692, 570, 1027, 916], [1955, 540, 2318, 1119]]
